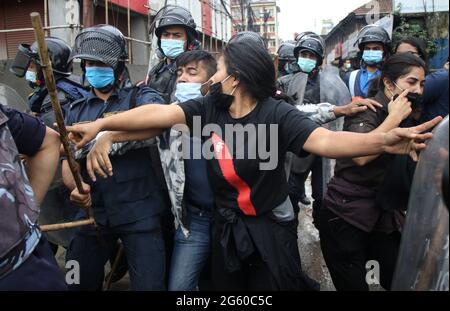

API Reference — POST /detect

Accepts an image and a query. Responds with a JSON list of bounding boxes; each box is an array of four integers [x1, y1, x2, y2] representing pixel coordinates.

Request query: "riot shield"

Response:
[[286, 71, 308, 106], [320, 66, 352, 191], [392, 117, 449, 291], [0, 83, 28, 112]]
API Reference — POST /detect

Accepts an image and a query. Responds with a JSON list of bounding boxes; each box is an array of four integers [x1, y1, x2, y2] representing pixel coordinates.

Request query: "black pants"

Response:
[[318, 208, 401, 291], [289, 157, 324, 219]]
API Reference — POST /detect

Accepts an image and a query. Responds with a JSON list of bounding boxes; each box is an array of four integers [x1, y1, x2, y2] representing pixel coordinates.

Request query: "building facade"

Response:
[[0, 0, 233, 63], [230, 0, 280, 53]]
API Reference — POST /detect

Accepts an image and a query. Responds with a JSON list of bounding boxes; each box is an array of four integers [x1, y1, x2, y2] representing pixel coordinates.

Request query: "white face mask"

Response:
[[25, 70, 37, 84]]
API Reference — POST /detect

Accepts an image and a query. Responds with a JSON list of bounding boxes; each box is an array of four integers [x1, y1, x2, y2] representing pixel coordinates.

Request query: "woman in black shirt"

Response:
[[66, 36, 441, 290]]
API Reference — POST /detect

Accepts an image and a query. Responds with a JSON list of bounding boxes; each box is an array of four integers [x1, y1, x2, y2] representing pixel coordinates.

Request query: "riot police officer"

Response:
[[63, 25, 169, 291], [277, 42, 297, 78], [146, 5, 199, 103], [288, 32, 327, 217], [9, 37, 88, 127], [277, 32, 375, 225], [0, 104, 64, 290], [345, 25, 391, 98]]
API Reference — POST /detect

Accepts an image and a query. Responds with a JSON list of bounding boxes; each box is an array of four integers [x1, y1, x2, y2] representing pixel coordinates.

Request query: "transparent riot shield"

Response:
[[0, 83, 28, 112], [320, 66, 352, 191], [392, 117, 449, 291]]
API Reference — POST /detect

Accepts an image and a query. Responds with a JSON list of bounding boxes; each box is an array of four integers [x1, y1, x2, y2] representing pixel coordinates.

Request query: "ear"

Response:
[[383, 78, 395, 93], [232, 72, 240, 87]]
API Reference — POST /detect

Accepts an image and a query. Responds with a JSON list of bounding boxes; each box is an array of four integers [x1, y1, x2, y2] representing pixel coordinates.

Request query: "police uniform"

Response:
[[65, 86, 169, 291], [0, 105, 67, 290], [28, 77, 89, 127]]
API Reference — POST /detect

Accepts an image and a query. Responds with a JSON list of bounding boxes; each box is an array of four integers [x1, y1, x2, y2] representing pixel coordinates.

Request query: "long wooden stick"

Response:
[[104, 243, 125, 290], [40, 219, 96, 233], [30, 12, 98, 232]]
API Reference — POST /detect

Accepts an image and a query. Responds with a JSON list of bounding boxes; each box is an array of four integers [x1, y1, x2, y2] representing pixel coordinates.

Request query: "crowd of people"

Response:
[[0, 5, 448, 291]]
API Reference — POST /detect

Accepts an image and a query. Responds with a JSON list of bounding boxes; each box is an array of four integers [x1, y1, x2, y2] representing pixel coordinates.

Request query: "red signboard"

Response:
[[108, 0, 148, 16]]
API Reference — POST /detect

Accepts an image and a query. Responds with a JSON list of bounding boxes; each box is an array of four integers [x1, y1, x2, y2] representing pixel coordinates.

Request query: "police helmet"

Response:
[[155, 6, 198, 42], [355, 25, 391, 51], [70, 25, 128, 70], [10, 37, 72, 78], [294, 32, 325, 66], [277, 42, 296, 62]]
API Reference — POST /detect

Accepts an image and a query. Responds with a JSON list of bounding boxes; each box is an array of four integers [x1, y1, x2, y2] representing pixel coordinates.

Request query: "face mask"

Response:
[[391, 81, 424, 110], [345, 63, 352, 70], [362, 50, 383, 65], [85, 66, 115, 90], [297, 57, 317, 74], [284, 63, 294, 74], [160, 39, 186, 59], [205, 75, 237, 110], [175, 82, 202, 102], [25, 70, 37, 84]]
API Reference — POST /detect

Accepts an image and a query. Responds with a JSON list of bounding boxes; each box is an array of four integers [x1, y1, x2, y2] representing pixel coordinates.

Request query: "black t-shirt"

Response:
[[179, 96, 320, 216], [0, 105, 46, 156]]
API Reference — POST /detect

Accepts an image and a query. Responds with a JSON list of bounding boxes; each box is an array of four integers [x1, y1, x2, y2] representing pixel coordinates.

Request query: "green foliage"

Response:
[[393, 8, 439, 57]]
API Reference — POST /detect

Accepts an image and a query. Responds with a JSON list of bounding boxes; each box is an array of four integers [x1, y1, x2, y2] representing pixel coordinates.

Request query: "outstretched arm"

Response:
[[67, 104, 186, 149], [303, 117, 442, 161]]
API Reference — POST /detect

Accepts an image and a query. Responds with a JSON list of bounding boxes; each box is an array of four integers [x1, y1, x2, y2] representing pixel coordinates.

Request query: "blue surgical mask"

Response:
[[362, 50, 383, 65], [25, 70, 37, 84], [297, 57, 317, 74], [85, 66, 115, 89], [160, 39, 186, 59], [175, 82, 202, 102]]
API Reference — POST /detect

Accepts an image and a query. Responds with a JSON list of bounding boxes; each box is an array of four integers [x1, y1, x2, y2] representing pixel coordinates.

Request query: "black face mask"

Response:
[[406, 92, 424, 110], [202, 75, 236, 110], [392, 83, 424, 111]]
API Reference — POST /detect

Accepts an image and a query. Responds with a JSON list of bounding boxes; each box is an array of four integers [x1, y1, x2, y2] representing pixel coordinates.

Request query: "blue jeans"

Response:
[[66, 216, 166, 291], [169, 208, 211, 291]]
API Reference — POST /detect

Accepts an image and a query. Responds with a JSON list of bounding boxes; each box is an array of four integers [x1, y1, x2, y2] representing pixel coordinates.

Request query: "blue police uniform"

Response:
[[345, 66, 381, 98], [64, 86, 170, 291]]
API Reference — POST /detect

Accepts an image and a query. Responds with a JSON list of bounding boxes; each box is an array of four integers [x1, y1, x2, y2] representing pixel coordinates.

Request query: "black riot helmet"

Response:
[[294, 32, 325, 66], [278, 42, 296, 62], [10, 37, 72, 78], [70, 24, 128, 75], [355, 25, 391, 51], [154, 6, 198, 46]]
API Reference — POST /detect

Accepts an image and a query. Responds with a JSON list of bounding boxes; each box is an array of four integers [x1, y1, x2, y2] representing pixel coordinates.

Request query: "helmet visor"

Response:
[[9, 44, 33, 78]]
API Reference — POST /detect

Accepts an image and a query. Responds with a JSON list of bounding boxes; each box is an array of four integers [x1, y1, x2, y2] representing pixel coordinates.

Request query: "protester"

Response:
[[319, 53, 429, 291], [66, 33, 441, 291]]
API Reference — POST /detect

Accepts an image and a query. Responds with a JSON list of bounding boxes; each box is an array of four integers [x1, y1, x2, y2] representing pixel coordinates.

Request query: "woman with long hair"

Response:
[[319, 53, 429, 291], [66, 35, 441, 291]]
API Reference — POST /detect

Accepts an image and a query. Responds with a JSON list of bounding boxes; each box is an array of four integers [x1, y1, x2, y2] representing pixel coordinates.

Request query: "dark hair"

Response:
[[177, 50, 217, 79], [223, 40, 276, 101], [368, 52, 427, 98], [394, 36, 428, 64]]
